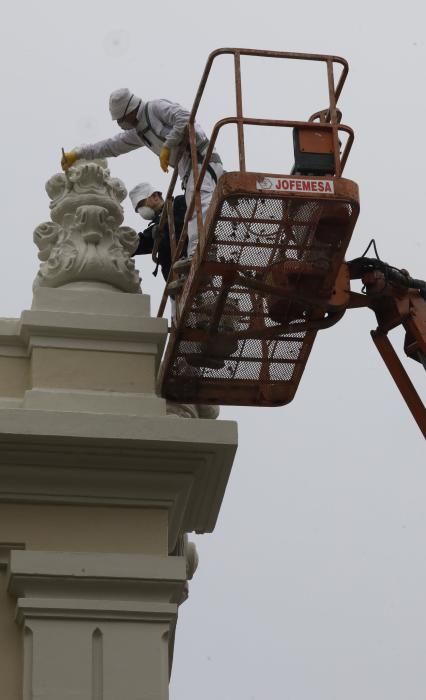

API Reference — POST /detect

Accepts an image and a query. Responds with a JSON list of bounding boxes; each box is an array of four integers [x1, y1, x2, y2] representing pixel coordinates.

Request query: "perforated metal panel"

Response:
[[159, 173, 359, 406]]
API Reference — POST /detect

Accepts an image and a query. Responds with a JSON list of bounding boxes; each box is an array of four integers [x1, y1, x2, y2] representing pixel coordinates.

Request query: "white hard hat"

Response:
[[129, 182, 158, 210], [109, 88, 141, 120]]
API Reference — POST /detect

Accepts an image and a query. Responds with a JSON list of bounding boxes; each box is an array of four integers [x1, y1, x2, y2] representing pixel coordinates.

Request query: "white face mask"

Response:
[[117, 118, 135, 131], [137, 205, 156, 220]]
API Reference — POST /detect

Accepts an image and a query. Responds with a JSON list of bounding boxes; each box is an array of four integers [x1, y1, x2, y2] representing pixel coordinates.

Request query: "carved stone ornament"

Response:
[[170, 533, 199, 605], [166, 401, 220, 419], [33, 159, 141, 292]]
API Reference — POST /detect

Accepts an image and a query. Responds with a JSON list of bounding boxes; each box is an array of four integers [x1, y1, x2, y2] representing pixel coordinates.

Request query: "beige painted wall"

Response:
[[0, 574, 21, 700], [0, 504, 168, 555], [0, 504, 168, 700], [30, 348, 157, 393], [0, 505, 168, 697], [0, 347, 158, 399], [0, 356, 28, 397]]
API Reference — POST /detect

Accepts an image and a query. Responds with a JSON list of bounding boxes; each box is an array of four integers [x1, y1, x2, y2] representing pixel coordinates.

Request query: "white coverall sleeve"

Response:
[[75, 130, 144, 160], [151, 99, 191, 150]]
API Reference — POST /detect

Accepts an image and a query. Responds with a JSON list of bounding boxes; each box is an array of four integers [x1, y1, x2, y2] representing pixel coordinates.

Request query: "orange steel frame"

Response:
[[156, 48, 355, 319], [155, 47, 425, 436], [342, 271, 426, 438], [372, 331, 425, 438]]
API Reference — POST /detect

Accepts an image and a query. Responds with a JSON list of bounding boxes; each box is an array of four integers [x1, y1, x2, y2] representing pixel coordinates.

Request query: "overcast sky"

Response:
[[1, 1, 425, 698]]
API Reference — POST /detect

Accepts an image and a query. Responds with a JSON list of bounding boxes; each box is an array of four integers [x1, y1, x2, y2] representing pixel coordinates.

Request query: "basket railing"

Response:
[[157, 48, 353, 318]]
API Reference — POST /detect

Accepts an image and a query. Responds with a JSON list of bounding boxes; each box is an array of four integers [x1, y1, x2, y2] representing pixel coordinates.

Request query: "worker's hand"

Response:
[[61, 150, 78, 171], [159, 146, 170, 173]]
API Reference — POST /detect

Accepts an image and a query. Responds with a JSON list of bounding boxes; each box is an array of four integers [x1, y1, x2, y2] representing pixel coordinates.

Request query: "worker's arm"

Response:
[[75, 130, 144, 160], [151, 99, 190, 150], [132, 223, 160, 256]]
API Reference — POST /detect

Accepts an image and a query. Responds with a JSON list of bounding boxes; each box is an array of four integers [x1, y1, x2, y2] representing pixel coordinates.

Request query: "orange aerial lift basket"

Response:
[[157, 49, 360, 407]]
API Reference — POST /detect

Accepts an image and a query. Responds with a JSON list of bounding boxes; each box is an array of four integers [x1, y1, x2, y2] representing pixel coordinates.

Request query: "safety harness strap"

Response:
[[138, 102, 221, 170]]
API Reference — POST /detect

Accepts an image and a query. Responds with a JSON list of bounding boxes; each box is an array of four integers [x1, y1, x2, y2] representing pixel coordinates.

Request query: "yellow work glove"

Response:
[[61, 150, 78, 171], [159, 146, 170, 173]]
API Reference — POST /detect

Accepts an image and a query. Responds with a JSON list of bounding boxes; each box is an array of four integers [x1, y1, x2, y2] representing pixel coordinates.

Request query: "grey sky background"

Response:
[[1, 1, 425, 698]]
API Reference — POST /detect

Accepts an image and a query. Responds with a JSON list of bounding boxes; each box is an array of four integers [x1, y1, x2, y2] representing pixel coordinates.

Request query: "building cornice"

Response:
[[0, 409, 237, 550]]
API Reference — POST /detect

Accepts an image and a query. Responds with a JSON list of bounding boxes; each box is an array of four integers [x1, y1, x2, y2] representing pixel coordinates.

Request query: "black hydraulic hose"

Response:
[[386, 267, 426, 295], [347, 256, 426, 299]]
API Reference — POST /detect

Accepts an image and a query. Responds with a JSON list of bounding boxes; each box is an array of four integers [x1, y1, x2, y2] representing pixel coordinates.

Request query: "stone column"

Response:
[[0, 159, 237, 699]]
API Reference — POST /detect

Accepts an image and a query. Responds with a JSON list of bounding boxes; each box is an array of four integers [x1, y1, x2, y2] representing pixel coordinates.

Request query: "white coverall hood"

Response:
[[109, 89, 142, 120], [129, 182, 157, 211]]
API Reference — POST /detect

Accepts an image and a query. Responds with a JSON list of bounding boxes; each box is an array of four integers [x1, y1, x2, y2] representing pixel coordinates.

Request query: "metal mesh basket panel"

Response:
[[161, 190, 356, 406]]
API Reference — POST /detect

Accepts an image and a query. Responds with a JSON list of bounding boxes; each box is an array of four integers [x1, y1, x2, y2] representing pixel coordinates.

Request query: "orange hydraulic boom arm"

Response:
[[343, 254, 426, 437]]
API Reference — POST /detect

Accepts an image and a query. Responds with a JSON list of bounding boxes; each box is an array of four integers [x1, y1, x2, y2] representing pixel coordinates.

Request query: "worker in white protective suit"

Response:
[[61, 88, 224, 290]]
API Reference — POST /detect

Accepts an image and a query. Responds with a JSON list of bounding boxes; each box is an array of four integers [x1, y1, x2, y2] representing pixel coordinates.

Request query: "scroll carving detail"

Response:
[[34, 159, 141, 292]]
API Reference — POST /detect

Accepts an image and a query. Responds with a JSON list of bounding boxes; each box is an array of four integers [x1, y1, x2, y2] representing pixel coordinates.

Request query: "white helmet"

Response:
[[129, 182, 158, 210], [109, 88, 141, 120]]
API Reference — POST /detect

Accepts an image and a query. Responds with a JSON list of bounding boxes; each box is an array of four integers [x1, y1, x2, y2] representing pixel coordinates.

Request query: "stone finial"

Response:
[[33, 159, 141, 292]]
